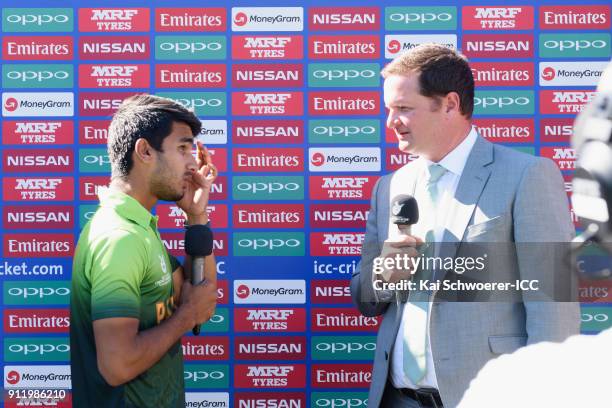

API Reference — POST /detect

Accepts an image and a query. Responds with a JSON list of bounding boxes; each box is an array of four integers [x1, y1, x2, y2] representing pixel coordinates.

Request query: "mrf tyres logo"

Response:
[[234, 308, 306, 332], [232, 35, 303, 60], [311, 233, 364, 256], [309, 176, 376, 200], [462, 6, 534, 30], [235, 364, 306, 388], [540, 90, 596, 114], [4, 177, 74, 201], [79, 64, 149, 88], [78, 8, 149, 31], [3, 120, 73, 145], [232, 7, 303, 31], [234, 280, 306, 304], [232, 92, 302, 116], [309, 148, 380, 172]]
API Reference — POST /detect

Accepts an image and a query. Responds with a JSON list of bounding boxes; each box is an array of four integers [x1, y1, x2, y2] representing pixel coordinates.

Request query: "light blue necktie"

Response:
[[403, 163, 447, 384]]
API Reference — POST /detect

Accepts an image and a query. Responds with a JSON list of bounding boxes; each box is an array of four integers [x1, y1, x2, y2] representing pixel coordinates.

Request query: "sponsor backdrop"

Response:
[[1, 0, 611, 406]]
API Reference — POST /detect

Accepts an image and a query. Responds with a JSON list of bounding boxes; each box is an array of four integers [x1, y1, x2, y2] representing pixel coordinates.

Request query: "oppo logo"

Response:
[[543, 40, 607, 52], [237, 238, 301, 250], [236, 182, 300, 193], [581, 313, 609, 322], [184, 370, 225, 381], [475, 96, 530, 108], [316, 398, 368, 408], [313, 126, 376, 137], [6, 14, 69, 25], [159, 41, 222, 53], [174, 98, 222, 108], [388, 12, 452, 23], [8, 343, 69, 355], [82, 155, 110, 165], [6, 70, 70, 82], [316, 341, 376, 353], [7, 287, 70, 299], [83, 211, 96, 221], [312, 69, 376, 81]]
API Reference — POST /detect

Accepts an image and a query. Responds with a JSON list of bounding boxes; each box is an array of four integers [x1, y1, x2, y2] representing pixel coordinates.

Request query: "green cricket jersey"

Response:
[[70, 188, 184, 407]]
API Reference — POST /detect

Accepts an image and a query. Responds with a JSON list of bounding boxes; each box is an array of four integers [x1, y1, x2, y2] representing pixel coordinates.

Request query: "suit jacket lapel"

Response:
[[439, 136, 494, 260]]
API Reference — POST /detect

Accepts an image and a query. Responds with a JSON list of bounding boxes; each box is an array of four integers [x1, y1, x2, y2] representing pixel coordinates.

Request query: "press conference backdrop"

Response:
[[0, 0, 611, 406]]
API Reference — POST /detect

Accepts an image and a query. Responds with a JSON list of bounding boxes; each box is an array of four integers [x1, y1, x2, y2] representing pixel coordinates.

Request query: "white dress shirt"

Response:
[[390, 127, 478, 390]]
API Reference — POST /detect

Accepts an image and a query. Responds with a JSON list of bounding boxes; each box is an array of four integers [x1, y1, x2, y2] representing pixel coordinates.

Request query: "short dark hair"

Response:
[[107, 94, 201, 179], [381, 43, 474, 118]]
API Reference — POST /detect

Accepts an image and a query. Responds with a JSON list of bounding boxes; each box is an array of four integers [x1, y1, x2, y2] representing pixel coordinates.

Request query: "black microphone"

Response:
[[391, 194, 419, 236], [184, 225, 214, 335]]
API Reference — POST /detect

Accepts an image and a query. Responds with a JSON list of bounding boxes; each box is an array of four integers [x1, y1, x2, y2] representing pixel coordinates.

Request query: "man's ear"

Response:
[[445, 92, 461, 114], [133, 138, 155, 165]]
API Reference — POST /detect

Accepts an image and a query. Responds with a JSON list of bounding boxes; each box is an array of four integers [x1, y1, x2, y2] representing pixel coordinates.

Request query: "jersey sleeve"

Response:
[[89, 230, 147, 321]]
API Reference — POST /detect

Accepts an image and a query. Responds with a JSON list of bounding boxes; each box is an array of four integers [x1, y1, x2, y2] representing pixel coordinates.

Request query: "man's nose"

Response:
[[386, 112, 399, 129]]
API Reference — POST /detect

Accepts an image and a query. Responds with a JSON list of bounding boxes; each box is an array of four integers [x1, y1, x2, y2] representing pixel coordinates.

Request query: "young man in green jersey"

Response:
[[70, 94, 218, 407]]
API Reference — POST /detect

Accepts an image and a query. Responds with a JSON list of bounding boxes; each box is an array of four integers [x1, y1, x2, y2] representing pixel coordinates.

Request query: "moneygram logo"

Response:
[[312, 336, 376, 360], [473, 91, 534, 115], [2, 64, 73, 88], [184, 365, 228, 389], [2, 92, 73, 117], [3, 365, 71, 389], [78, 8, 149, 32], [539, 61, 607, 86], [4, 177, 74, 202], [385, 6, 457, 30], [540, 90, 595, 114], [232, 176, 304, 200], [3, 8, 72, 32], [540, 6, 610, 30], [462, 6, 534, 30], [232, 35, 303, 60], [156, 36, 226, 60], [309, 7, 380, 31], [232, 7, 303, 31], [463, 34, 533, 58], [3, 281, 70, 305], [156, 8, 226, 31], [156, 92, 226, 116], [233, 232, 305, 257], [308, 148, 380, 172], [309, 63, 380, 88], [235, 364, 306, 388], [185, 393, 229, 408], [4, 337, 69, 362], [384, 34, 456, 58], [309, 119, 380, 144], [539, 33, 611, 58], [234, 280, 306, 304]]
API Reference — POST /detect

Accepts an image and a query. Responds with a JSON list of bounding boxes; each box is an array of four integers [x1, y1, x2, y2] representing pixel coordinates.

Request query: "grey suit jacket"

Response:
[[350, 136, 580, 408]]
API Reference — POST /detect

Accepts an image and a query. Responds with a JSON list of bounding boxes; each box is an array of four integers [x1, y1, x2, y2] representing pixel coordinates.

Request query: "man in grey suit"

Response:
[[350, 44, 580, 407]]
